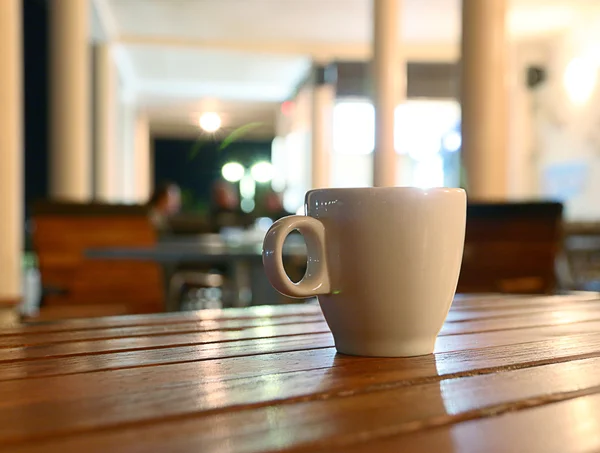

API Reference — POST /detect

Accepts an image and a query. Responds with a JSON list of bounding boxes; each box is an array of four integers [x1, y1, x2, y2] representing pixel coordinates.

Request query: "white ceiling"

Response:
[[107, 0, 457, 44], [127, 46, 310, 103], [96, 0, 600, 136], [105, 0, 600, 44]]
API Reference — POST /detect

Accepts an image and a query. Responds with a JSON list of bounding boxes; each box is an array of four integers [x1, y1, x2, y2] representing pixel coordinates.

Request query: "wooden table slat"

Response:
[[9, 300, 600, 347], [8, 292, 596, 336], [338, 393, 600, 453], [440, 309, 600, 334], [4, 319, 600, 382], [0, 315, 327, 348], [2, 331, 600, 446], [450, 292, 600, 309], [4, 293, 600, 452], [5, 356, 600, 452], [0, 304, 323, 336]]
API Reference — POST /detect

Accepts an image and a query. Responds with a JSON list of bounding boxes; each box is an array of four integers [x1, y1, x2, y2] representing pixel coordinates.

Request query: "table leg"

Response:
[[230, 260, 252, 308]]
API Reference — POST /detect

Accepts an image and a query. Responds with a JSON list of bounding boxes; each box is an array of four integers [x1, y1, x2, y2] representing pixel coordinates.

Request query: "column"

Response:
[[460, 0, 508, 199], [133, 112, 152, 203], [49, 0, 91, 201], [120, 98, 135, 202], [0, 0, 22, 306], [372, 0, 402, 187], [311, 65, 336, 189], [94, 43, 119, 202]]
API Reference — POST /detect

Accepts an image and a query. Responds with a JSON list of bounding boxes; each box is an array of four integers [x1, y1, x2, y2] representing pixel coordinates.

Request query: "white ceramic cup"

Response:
[[262, 187, 466, 357]]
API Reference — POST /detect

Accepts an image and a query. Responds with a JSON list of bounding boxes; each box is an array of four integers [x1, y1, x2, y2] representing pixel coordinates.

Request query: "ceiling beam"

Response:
[[117, 35, 459, 62], [93, 0, 138, 90], [91, 0, 118, 41]]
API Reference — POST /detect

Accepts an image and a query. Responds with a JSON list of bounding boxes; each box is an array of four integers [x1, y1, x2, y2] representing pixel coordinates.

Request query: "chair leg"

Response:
[[167, 274, 185, 312]]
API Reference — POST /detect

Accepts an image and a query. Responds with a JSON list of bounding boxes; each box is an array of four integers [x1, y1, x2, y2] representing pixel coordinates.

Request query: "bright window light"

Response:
[[413, 155, 444, 189], [330, 153, 372, 188], [221, 162, 245, 182], [395, 101, 460, 161], [333, 101, 375, 155], [564, 57, 597, 105], [270, 137, 287, 192], [284, 187, 305, 214], [250, 161, 274, 183], [199, 112, 222, 132], [442, 131, 462, 152]]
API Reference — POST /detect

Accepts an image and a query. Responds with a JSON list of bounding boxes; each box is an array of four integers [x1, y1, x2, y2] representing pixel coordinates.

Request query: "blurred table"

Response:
[[86, 233, 307, 263], [86, 234, 308, 309], [4, 292, 600, 452]]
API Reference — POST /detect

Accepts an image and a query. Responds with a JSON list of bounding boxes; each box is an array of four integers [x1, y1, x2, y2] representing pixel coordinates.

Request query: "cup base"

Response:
[[334, 337, 436, 358]]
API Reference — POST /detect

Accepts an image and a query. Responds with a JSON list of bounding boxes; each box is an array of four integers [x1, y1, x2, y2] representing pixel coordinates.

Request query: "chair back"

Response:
[[458, 202, 563, 294], [32, 201, 164, 318]]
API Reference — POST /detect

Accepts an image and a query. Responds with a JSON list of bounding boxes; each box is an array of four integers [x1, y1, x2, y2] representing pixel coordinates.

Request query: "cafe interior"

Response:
[[3, 0, 600, 450]]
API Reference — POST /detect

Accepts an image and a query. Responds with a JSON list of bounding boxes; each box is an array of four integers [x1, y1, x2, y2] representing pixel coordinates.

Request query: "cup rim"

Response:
[[307, 187, 465, 197]]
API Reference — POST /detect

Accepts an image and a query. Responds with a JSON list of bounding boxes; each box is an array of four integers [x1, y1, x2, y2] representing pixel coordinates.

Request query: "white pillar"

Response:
[[94, 43, 119, 202], [120, 98, 135, 202], [133, 112, 152, 203], [508, 46, 544, 199], [373, 0, 402, 187], [311, 65, 335, 189], [49, 0, 91, 201], [0, 0, 22, 305], [461, 0, 508, 199]]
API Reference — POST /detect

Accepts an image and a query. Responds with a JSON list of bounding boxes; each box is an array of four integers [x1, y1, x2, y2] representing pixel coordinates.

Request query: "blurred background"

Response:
[[2, 0, 600, 322]]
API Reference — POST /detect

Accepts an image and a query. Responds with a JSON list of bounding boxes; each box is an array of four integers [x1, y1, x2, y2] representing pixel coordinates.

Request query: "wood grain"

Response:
[[6, 356, 600, 452], [3, 319, 600, 382], [335, 393, 600, 453], [445, 304, 600, 322], [440, 310, 600, 334], [1, 331, 600, 445], [4, 294, 600, 452], [450, 293, 600, 310], [10, 304, 322, 335], [0, 315, 327, 348]]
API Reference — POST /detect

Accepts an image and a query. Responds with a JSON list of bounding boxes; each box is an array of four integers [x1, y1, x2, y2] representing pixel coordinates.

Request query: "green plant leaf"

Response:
[[188, 135, 206, 161], [188, 122, 265, 161], [218, 122, 264, 151]]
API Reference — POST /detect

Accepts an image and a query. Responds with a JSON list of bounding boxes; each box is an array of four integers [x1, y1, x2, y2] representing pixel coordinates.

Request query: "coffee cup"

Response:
[[263, 187, 466, 357]]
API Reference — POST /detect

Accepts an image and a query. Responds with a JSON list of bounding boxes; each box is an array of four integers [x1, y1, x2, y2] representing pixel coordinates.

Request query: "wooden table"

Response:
[[4, 292, 600, 452]]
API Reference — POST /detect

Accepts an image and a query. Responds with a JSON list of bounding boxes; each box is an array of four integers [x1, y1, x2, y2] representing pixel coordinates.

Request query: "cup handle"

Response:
[[263, 215, 331, 298]]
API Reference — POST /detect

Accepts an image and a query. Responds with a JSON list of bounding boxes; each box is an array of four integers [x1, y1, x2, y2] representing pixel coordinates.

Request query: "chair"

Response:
[[457, 202, 563, 294], [560, 221, 600, 291], [31, 201, 165, 320]]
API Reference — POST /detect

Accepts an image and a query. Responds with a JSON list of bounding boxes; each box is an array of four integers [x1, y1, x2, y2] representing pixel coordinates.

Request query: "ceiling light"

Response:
[[199, 112, 222, 132]]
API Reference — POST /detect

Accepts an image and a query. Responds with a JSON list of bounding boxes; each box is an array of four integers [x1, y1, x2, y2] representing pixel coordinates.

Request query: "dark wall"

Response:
[[153, 138, 272, 212], [23, 0, 49, 217], [334, 61, 459, 99]]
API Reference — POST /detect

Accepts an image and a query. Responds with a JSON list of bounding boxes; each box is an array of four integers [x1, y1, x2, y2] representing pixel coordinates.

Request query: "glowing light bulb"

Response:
[[199, 112, 222, 132]]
